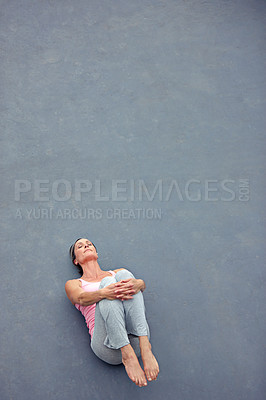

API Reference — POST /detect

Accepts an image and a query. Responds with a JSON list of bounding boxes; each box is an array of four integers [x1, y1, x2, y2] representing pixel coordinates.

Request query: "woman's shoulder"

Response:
[[65, 278, 82, 288]]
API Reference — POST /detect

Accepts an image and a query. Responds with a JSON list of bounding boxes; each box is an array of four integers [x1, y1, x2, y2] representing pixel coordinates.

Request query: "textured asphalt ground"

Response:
[[1, 1, 265, 399]]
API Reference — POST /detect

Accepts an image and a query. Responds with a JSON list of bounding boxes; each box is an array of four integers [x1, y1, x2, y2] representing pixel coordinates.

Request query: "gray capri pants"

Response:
[[90, 269, 150, 365]]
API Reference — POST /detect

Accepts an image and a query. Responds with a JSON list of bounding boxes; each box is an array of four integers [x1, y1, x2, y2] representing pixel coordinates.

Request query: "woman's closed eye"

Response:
[[79, 243, 92, 248]]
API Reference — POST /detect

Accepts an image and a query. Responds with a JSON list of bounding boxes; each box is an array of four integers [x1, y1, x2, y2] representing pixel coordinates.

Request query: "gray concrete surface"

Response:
[[0, 0, 265, 399]]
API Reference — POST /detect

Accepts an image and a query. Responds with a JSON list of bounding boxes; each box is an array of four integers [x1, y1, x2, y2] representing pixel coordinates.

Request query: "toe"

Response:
[[145, 371, 152, 381]]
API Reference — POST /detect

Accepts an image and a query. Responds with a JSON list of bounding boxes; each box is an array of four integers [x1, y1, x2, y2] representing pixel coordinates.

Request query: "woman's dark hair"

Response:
[[69, 238, 97, 276]]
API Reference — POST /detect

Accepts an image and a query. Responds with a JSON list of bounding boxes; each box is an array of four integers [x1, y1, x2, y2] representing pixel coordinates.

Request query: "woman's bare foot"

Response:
[[121, 344, 147, 387], [139, 336, 159, 382]]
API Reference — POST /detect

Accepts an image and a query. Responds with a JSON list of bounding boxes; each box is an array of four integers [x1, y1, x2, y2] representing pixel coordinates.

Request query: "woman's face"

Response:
[[74, 238, 98, 265]]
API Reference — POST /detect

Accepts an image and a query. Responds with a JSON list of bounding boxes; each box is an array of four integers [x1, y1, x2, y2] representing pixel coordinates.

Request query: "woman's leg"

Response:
[[90, 276, 146, 363], [91, 275, 148, 387], [115, 270, 159, 382], [114, 269, 150, 339], [90, 276, 128, 364], [91, 272, 158, 385]]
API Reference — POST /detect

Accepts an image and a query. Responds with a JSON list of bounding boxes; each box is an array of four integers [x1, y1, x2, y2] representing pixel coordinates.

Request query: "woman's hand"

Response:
[[100, 283, 120, 300], [114, 279, 144, 301]]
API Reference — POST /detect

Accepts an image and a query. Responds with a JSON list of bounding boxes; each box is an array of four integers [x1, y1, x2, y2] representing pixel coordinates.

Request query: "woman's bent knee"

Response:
[[115, 269, 135, 280], [99, 276, 116, 289]]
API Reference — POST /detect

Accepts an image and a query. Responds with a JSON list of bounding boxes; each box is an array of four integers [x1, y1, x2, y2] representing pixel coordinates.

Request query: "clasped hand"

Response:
[[103, 279, 142, 301]]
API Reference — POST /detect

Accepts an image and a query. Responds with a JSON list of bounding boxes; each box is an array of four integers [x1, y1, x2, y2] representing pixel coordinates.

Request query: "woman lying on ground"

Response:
[[65, 238, 159, 387]]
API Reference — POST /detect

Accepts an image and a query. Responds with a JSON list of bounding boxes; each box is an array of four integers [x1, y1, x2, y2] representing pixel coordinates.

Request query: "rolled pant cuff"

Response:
[[127, 329, 148, 337], [104, 337, 130, 350]]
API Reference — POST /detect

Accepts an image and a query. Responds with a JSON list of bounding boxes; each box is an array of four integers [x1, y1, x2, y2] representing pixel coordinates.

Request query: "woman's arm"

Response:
[[139, 279, 146, 292], [65, 280, 103, 306], [113, 268, 146, 293], [114, 278, 146, 299], [65, 280, 125, 306]]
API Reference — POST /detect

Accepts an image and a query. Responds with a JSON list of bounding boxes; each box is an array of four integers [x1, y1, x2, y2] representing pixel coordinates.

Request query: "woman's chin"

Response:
[[83, 253, 98, 261]]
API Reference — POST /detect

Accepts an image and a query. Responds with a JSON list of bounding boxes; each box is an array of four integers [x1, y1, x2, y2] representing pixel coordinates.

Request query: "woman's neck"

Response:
[[80, 259, 103, 280]]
